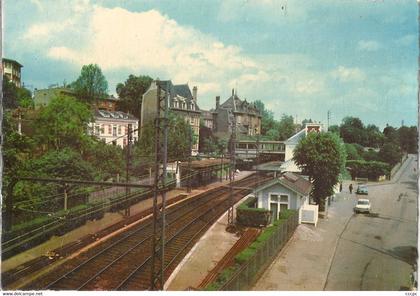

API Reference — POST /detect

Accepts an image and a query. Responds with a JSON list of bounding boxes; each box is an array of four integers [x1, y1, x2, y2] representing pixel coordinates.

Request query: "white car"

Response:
[[354, 198, 371, 213]]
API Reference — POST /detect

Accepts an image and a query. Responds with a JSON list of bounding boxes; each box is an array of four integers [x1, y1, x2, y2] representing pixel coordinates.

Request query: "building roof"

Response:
[[155, 80, 201, 112], [94, 110, 138, 121], [103, 95, 119, 102], [279, 172, 312, 196], [219, 93, 260, 116], [285, 128, 305, 145], [173, 84, 193, 100], [255, 172, 312, 196], [3, 58, 23, 68]]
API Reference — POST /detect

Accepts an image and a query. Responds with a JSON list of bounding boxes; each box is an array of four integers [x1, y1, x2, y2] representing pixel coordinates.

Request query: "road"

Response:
[[324, 154, 418, 290]]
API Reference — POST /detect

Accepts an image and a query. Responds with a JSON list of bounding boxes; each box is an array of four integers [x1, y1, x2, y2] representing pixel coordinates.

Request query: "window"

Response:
[[113, 126, 117, 136], [269, 193, 289, 223], [280, 195, 288, 203], [108, 125, 111, 134], [100, 124, 104, 134], [270, 194, 279, 202], [95, 126, 100, 136], [118, 125, 121, 135]]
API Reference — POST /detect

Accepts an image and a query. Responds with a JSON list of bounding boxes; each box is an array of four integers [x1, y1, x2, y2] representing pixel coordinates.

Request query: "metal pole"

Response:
[[187, 127, 192, 193], [64, 183, 68, 211], [125, 124, 132, 217], [160, 85, 169, 287], [227, 116, 236, 227], [150, 80, 168, 290]]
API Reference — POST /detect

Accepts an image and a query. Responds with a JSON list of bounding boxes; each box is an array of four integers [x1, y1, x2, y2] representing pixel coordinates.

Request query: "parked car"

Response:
[[354, 198, 371, 213], [356, 185, 368, 195]]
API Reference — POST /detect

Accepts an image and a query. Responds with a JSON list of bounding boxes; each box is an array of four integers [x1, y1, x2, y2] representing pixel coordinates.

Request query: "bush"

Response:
[[236, 196, 270, 227], [346, 160, 390, 180]]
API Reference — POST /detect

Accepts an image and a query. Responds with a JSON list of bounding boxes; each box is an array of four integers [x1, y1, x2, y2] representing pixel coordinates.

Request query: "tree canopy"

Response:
[[293, 132, 346, 211], [116, 74, 153, 119], [34, 96, 93, 151], [72, 64, 108, 102]]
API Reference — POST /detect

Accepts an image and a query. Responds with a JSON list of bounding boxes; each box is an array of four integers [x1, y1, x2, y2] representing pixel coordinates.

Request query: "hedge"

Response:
[[205, 210, 297, 290], [346, 160, 391, 181], [236, 196, 270, 227]]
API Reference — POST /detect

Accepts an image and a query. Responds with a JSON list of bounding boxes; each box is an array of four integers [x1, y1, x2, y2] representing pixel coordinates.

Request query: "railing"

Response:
[[218, 212, 299, 290]]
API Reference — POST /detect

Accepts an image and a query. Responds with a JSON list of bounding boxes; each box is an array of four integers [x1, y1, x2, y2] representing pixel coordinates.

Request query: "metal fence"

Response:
[[220, 212, 299, 291]]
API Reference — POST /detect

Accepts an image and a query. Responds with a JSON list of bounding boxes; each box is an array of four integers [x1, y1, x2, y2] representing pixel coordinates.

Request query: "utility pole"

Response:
[[150, 80, 169, 290], [187, 126, 192, 193], [227, 115, 236, 229], [63, 183, 68, 211], [327, 110, 331, 131], [125, 124, 132, 217]]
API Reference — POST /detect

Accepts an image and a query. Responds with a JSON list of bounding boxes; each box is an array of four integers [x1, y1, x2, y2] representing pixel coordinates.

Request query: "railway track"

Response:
[[23, 174, 271, 290]]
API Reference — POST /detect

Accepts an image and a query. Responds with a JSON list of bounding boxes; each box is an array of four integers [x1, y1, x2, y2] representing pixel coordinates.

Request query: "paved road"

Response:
[[324, 155, 418, 290]]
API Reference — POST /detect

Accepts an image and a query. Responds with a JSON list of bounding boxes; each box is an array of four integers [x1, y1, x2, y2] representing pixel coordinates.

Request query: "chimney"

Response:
[[216, 96, 220, 109], [232, 88, 234, 97], [192, 86, 197, 102]]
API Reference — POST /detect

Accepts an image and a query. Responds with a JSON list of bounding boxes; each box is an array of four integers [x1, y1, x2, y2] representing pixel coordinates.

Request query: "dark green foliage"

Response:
[[136, 112, 194, 162], [293, 132, 346, 211], [344, 143, 362, 160], [253, 100, 296, 141], [34, 96, 93, 151], [72, 64, 108, 102], [84, 141, 125, 180], [236, 197, 270, 227], [3, 75, 18, 109], [378, 142, 403, 166], [116, 74, 153, 119], [398, 126, 418, 153], [346, 160, 391, 180]]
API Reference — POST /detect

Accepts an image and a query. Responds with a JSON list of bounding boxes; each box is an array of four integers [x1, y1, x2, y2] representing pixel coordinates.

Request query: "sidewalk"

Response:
[[252, 191, 355, 290]]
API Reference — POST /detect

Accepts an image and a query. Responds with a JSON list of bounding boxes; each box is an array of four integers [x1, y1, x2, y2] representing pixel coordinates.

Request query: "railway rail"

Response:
[[23, 174, 271, 290]]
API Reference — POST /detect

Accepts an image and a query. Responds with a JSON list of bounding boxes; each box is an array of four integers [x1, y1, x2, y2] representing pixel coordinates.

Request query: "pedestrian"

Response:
[[339, 182, 343, 192], [349, 183, 353, 194]]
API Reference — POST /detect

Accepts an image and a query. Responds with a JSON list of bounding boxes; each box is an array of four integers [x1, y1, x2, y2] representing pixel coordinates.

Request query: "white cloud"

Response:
[[24, 6, 264, 97], [357, 40, 382, 51], [331, 66, 366, 82], [395, 34, 416, 46]]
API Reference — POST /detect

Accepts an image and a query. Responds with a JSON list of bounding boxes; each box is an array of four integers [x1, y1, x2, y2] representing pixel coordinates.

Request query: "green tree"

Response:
[[383, 125, 398, 144], [339, 116, 365, 144], [254, 100, 277, 136], [34, 96, 93, 151], [136, 112, 194, 162], [72, 64, 108, 102], [398, 126, 418, 154], [16, 87, 33, 108], [3, 75, 18, 109], [84, 142, 125, 181], [378, 142, 402, 166], [293, 132, 346, 211], [344, 143, 362, 160], [328, 125, 340, 134], [116, 74, 153, 119], [277, 114, 295, 140]]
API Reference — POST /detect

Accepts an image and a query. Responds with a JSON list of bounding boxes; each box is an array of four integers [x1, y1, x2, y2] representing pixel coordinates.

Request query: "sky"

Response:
[[3, 0, 418, 129]]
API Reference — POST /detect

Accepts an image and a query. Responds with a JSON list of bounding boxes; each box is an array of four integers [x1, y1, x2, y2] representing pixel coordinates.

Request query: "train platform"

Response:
[[165, 195, 243, 290], [2, 170, 254, 289]]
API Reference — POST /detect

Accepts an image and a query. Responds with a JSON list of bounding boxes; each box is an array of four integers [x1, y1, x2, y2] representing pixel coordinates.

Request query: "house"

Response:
[[280, 123, 323, 173], [2, 58, 23, 87], [254, 172, 318, 225], [201, 110, 216, 130], [211, 89, 261, 137], [141, 80, 201, 155], [89, 110, 138, 148]]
